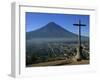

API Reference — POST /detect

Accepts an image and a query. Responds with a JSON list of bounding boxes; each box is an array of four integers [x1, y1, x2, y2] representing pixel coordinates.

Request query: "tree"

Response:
[[31, 53, 38, 64]]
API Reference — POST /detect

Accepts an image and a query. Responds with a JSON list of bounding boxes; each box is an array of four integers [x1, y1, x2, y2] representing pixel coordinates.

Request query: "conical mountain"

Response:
[[26, 22, 78, 40]]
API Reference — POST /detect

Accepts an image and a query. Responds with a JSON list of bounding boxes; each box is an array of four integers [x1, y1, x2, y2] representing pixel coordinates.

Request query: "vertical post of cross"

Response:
[[73, 20, 86, 61]]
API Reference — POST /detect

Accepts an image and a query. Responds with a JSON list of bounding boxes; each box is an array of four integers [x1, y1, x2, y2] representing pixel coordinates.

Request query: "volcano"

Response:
[[26, 22, 80, 39]]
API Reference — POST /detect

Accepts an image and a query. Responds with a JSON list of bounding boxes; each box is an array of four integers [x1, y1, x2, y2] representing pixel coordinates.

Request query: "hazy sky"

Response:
[[26, 12, 89, 37]]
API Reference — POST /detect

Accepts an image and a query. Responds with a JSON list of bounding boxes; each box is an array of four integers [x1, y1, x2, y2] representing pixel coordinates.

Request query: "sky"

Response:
[[26, 12, 89, 37]]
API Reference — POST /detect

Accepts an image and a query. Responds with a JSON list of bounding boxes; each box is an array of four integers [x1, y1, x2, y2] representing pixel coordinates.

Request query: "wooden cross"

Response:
[[73, 20, 86, 61]]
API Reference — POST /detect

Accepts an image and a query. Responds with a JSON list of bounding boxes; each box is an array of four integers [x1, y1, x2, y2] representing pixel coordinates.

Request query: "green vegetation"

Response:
[[26, 41, 89, 66]]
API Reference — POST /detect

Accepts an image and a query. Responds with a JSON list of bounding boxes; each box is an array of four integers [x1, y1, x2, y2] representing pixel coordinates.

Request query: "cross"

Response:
[[73, 20, 86, 61]]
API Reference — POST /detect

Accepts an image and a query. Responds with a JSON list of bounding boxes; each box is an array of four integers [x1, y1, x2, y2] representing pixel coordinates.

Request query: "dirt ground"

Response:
[[27, 59, 89, 67]]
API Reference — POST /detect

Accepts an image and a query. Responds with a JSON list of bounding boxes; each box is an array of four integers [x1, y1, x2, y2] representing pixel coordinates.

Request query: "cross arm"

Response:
[[73, 24, 79, 26], [73, 24, 86, 26]]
